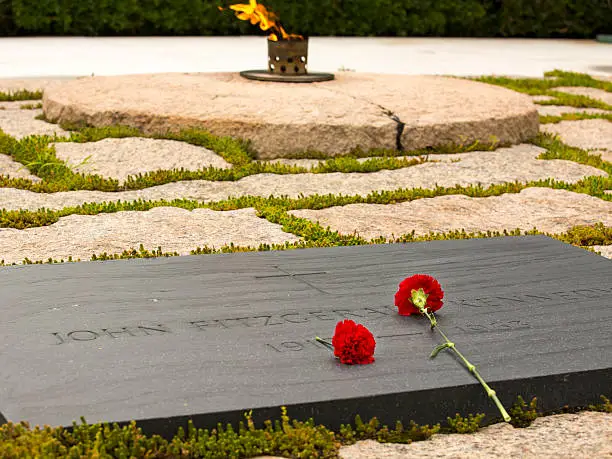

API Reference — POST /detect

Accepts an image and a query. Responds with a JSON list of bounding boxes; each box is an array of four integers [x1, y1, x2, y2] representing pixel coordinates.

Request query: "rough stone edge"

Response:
[[401, 109, 540, 150]]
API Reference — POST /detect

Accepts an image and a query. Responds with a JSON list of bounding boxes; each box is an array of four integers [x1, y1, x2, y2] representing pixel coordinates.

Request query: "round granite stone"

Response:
[[43, 72, 539, 159]]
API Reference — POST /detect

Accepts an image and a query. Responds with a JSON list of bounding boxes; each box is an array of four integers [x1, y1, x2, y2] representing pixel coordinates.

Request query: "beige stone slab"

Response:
[[53, 137, 231, 183], [554, 86, 612, 106], [339, 412, 612, 459], [532, 95, 555, 102], [591, 245, 612, 259], [290, 188, 612, 240], [43, 73, 397, 159], [0, 207, 300, 264], [320, 73, 539, 150], [537, 105, 610, 116], [541, 119, 611, 151], [42, 73, 538, 158], [0, 154, 41, 182], [0, 101, 41, 110], [0, 144, 605, 211], [0, 78, 72, 93], [0, 109, 67, 139]]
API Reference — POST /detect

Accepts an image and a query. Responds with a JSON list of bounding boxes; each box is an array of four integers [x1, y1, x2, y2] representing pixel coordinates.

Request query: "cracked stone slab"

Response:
[[318, 73, 539, 151], [554, 86, 612, 106], [541, 119, 612, 151], [43, 73, 538, 158], [0, 109, 67, 139], [0, 207, 300, 264], [537, 105, 610, 116], [339, 412, 612, 459], [0, 154, 41, 182], [0, 144, 606, 211], [289, 188, 612, 240], [53, 137, 231, 183]]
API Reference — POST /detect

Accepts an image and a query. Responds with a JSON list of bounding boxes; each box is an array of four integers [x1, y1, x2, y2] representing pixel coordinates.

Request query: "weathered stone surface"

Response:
[[0, 154, 41, 181], [0, 109, 66, 139], [339, 412, 612, 459], [541, 119, 611, 151], [0, 101, 40, 110], [0, 78, 70, 93], [537, 105, 610, 116], [290, 188, 612, 240], [554, 86, 612, 106], [531, 95, 555, 102], [0, 145, 605, 211], [0, 207, 299, 264], [42, 73, 538, 158], [592, 245, 612, 259], [53, 138, 231, 183], [319, 73, 539, 150]]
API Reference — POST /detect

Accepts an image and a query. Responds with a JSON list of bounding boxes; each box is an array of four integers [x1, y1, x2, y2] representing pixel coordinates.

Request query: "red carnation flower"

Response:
[[395, 274, 444, 316], [331, 319, 376, 365]]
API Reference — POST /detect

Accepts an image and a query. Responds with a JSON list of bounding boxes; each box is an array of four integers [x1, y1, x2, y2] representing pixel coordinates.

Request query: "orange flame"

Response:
[[219, 0, 303, 41]]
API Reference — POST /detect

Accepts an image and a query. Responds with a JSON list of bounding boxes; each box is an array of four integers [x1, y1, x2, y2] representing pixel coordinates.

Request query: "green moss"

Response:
[[540, 113, 612, 124], [0, 89, 43, 102], [19, 102, 43, 110], [444, 413, 485, 434], [509, 396, 539, 428], [473, 71, 612, 110], [588, 396, 612, 413]]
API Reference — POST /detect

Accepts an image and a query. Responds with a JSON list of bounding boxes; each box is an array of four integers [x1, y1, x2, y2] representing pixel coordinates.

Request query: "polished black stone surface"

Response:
[[1, 236, 610, 436]]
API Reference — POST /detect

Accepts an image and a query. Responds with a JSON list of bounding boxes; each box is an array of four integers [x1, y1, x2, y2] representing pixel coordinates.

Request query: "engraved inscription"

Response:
[[265, 332, 423, 353], [189, 306, 396, 332], [51, 324, 170, 345], [457, 286, 612, 309], [456, 320, 531, 334]]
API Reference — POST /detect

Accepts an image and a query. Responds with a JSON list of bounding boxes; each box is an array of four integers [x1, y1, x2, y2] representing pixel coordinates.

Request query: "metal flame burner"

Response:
[[240, 38, 334, 83]]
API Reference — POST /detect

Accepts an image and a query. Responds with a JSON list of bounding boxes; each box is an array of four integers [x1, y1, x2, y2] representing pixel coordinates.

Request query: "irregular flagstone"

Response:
[[531, 95, 555, 102], [53, 137, 231, 183], [0, 207, 300, 264], [592, 245, 612, 259], [0, 154, 41, 182], [42, 73, 538, 158], [0, 109, 66, 139], [540, 119, 611, 151], [537, 105, 610, 116], [0, 101, 40, 110], [289, 188, 612, 240], [0, 78, 71, 93], [338, 412, 612, 459], [0, 145, 607, 211], [554, 86, 612, 106]]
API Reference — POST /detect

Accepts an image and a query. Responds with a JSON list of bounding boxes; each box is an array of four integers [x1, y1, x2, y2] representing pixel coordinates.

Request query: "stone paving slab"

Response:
[[42, 73, 538, 158], [53, 138, 231, 183], [0, 109, 66, 139], [0, 207, 300, 264], [290, 188, 612, 240], [0, 145, 605, 211], [593, 245, 612, 259], [338, 412, 612, 459], [0, 101, 40, 110], [554, 87, 612, 106], [541, 119, 611, 152], [0, 154, 41, 182], [0, 78, 71, 93]]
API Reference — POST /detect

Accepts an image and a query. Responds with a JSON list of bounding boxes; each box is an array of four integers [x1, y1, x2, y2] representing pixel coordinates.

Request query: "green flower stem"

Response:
[[411, 288, 511, 422], [432, 324, 511, 422], [315, 336, 334, 352]]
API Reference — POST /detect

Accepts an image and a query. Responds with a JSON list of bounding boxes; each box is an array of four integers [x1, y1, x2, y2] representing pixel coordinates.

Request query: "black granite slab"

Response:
[[0, 236, 610, 437]]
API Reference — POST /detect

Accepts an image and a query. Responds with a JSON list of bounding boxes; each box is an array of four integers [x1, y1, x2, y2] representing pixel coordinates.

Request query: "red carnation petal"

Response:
[[395, 274, 444, 316], [331, 320, 376, 365]]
